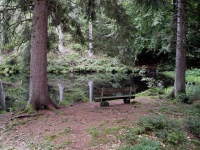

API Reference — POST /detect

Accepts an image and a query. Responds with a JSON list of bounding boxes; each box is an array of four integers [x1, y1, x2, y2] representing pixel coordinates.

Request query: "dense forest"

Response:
[[0, 0, 200, 149]]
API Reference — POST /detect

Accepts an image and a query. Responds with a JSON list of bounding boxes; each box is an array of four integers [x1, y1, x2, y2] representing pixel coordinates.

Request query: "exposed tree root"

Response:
[[11, 114, 39, 120], [166, 88, 175, 99], [46, 100, 62, 110], [31, 98, 62, 111]]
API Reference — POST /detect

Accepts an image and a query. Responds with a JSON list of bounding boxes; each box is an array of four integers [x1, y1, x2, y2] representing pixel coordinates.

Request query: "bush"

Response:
[[175, 93, 190, 104], [136, 115, 186, 144], [119, 138, 162, 150], [121, 129, 137, 145], [184, 104, 200, 138], [0, 64, 20, 76], [187, 83, 200, 102], [136, 115, 168, 132]]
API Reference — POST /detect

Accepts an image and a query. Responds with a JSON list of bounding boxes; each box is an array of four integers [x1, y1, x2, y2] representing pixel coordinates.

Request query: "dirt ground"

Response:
[[0, 97, 158, 150]]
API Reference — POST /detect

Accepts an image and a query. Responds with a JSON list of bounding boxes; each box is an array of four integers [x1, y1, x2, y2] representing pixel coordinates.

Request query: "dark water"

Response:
[[0, 73, 173, 111]]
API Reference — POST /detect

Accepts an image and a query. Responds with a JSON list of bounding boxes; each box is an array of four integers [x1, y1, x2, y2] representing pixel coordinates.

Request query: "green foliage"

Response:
[[57, 141, 72, 149], [163, 69, 200, 83], [186, 83, 200, 102], [27, 141, 55, 150], [136, 88, 164, 99], [0, 110, 7, 114], [175, 93, 189, 104], [121, 128, 138, 145], [142, 77, 163, 89], [21, 41, 31, 73], [0, 64, 20, 76], [119, 138, 162, 150], [136, 115, 187, 145], [47, 53, 134, 74], [103, 126, 121, 135], [87, 127, 99, 139], [163, 69, 200, 102], [184, 104, 200, 138], [59, 87, 88, 106]]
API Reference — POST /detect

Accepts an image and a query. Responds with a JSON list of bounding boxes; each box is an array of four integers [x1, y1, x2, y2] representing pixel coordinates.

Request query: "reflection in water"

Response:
[[58, 84, 64, 101], [0, 80, 6, 110], [53, 90, 58, 103], [88, 81, 93, 102], [0, 73, 173, 111]]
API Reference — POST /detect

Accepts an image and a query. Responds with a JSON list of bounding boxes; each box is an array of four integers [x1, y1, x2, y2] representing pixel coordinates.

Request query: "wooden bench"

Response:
[[93, 86, 135, 106]]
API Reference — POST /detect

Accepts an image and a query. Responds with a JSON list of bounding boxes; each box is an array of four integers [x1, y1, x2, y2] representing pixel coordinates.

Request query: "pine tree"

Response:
[[28, 0, 59, 110]]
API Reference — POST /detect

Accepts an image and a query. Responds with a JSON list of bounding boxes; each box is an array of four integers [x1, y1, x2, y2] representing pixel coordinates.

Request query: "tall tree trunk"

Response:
[[88, 13, 93, 57], [0, 0, 3, 65], [58, 25, 64, 53], [168, 0, 177, 51], [28, 0, 59, 110], [0, 35, 2, 65], [0, 80, 6, 110], [174, 0, 186, 96]]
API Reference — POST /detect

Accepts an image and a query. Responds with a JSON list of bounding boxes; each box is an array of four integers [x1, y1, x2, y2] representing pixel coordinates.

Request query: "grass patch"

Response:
[[46, 128, 72, 142], [57, 141, 72, 149], [18, 105, 37, 115], [99, 120, 109, 126], [184, 104, 200, 138], [163, 69, 200, 83], [27, 141, 54, 150], [47, 134, 58, 142], [135, 115, 187, 145], [87, 127, 99, 139], [52, 109, 66, 116], [120, 128, 138, 145], [119, 138, 162, 150], [87, 125, 123, 146], [136, 88, 164, 99], [103, 126, 121, 135]]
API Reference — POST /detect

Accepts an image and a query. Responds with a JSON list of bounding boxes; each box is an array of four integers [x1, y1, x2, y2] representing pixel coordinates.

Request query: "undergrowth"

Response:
[[119, 138, 162, 150], [135, 115, 187, 145], [184, 104, 200, 138]]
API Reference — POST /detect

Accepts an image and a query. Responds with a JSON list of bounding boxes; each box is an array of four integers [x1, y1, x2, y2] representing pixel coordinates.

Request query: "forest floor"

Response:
[[0, 97, 158, 150]]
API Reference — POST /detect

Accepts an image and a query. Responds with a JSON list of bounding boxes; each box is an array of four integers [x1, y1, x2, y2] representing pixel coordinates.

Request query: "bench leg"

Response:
[[124, 99, 130, 104], [100, 101, 109, 107]]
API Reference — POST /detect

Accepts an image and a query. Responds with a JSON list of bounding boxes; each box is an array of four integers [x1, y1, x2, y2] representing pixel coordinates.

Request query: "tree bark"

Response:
[[174, 0, 186, 96], [0, 0, 3, 65], [0, 80, 6, 110], [88, 13, 93, 57], [168, 0, 177, 51], [28, 0, 59, 110]]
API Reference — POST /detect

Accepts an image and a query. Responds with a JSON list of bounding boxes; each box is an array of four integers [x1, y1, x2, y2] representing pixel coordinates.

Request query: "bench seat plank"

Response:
[[94, 95, 135, 102]]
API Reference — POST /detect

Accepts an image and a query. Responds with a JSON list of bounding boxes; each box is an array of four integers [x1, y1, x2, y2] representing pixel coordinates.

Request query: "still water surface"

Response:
[[0, 73, 172, 111]]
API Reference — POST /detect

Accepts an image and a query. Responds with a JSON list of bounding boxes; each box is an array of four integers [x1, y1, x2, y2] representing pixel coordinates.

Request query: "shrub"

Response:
[[175, 93, 190, 103], [187, 83, 200, 102], [119, 138, 162, 150], [136, 115, 186, 144], [184, 104, 200, 138], [121, 128, 137, 145], [136, 115, 168, 132]]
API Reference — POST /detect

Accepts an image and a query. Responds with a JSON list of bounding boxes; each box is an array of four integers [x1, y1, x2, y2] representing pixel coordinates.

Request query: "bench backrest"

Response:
[[95, 86, 135, 96]]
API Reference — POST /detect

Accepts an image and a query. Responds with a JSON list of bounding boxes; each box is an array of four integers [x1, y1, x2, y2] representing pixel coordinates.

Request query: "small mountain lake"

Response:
[[0, 72, 173, 111]]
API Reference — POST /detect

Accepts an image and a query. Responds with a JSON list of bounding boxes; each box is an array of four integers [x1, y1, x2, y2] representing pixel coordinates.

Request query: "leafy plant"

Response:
[[175, 93, 189, 104], [136, 115, 187, 145], [184, 104, 200, 138], [119, 138, 162, 150]]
